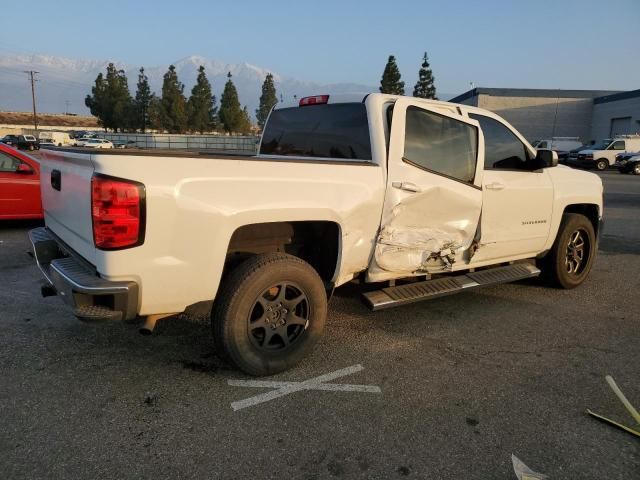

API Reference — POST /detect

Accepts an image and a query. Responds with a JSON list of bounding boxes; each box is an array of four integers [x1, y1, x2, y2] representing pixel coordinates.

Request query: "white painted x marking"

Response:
[[228, 364, 381, 411]]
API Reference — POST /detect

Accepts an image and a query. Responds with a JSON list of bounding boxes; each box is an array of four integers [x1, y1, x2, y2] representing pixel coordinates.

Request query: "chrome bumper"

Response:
[[28, 227, 138, 321]]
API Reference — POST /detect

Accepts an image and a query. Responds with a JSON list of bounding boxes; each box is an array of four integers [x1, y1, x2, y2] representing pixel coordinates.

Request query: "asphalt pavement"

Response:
[[0, 170, 638, 479]]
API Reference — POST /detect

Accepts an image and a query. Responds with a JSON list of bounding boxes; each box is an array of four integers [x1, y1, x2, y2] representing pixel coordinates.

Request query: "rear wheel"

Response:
[[212, 253, 327, 376], [595, 158, 608, 171], [539, 213, 596, 289], [28, 144, 34, 151]]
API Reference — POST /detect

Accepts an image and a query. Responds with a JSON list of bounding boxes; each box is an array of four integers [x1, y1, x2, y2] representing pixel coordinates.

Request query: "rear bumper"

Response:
[[29, 227, 138, 321]]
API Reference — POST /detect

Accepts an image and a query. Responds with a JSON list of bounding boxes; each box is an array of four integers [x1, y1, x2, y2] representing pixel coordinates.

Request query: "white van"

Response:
[[39, 131, 76, 147], [568, 135, 640, 171], [532, 137, 583, 153]]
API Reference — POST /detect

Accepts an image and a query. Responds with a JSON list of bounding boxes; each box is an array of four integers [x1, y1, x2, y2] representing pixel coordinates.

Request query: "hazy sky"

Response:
[[1, 0, 638, 95]]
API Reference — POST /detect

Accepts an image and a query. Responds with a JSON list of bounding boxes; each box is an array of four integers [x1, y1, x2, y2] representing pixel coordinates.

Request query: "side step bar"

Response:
[[362, 263, 540, 311]]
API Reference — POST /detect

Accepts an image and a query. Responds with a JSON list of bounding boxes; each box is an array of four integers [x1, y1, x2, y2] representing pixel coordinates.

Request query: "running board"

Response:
[[362, 263, 540, 311]]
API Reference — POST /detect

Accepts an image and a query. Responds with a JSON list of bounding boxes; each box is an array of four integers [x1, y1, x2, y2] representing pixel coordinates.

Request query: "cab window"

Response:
[[469, 113, 535, 170], [611, 141, 625, 150], [403, 106, 478, 183], [0, 151, 20, 172]]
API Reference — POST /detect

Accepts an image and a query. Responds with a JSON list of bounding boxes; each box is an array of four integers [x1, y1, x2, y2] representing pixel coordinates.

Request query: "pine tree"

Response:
[[159, 65, 187, 133], [218, 72, 245, 133], [85, 73, 107, 128], [134, 67, 154, 132], [237, 106, 253, 134], [187, 65, 217, 134], [106, 63, 133, 131], [379, 55, 405, 95], [413, 52, 437, 99], [85, 63, 133, 131], [256, 73, 277, 129]]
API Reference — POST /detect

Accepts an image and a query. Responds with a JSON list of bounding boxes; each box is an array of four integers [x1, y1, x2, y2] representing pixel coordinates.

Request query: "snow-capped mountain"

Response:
[[0, 54, 376, 118]]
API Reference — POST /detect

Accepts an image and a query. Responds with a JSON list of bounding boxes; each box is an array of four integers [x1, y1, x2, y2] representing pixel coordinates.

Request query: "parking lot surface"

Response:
[[0, 171, 638, 479]]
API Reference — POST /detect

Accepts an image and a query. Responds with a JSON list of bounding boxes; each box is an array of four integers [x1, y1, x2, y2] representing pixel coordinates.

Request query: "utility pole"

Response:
[[65, 100, 71, 115], [24, 70, 39, 130]]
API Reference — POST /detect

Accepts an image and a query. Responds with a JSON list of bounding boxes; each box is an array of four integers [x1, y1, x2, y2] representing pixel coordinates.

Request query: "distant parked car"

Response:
[[559, 144, 591, 165], [39, 131, 76, 147], [532, 137, 583, 154], [568, 136, 640, 171], [533, 138, 584, 166], [1, 134, 40, 151], [75, 134, 99, 147], [112, 140, 136, 149], [83, 138, 114, 149], [0, 143, 43, 219], [615, 152, 640, 175]]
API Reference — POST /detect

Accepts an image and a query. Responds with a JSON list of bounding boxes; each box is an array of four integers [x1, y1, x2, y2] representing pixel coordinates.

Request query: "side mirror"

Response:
[[16, 163, 34, 174], [536, 149, 558, 168]]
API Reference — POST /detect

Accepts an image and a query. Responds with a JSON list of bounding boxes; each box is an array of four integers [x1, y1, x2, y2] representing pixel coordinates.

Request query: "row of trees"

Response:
[[85, 64, 278, 134], [85, 52, 437, 133], [380, 52, 437, 99]]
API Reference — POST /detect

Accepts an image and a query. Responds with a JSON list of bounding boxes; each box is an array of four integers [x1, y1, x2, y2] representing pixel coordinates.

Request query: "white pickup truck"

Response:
[[30, 93, 603, 375]]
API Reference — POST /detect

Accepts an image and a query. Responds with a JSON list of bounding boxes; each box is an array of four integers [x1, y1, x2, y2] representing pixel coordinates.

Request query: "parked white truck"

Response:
[[29, 93, 603, 375]]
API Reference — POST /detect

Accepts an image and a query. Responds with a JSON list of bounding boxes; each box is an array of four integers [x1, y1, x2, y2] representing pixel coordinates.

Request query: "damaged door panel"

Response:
[[367, 98, 485, 282]]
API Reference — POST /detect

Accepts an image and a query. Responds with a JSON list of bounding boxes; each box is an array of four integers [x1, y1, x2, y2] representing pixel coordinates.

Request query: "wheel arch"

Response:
[[224, 220, 342, 290], [562, 203, 601, 237]]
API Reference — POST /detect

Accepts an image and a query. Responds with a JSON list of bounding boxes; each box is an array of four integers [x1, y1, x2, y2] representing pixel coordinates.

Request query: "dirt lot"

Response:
[[0, 111, 98, 127], [0, 171, 638, 479]]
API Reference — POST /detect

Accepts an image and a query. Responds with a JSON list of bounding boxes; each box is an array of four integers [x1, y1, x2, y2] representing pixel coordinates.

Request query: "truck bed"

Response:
[[40, 146, 376, 165]]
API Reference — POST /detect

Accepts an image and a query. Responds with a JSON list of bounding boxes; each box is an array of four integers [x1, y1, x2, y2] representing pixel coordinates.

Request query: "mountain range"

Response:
[[0, 54, 378, 119]]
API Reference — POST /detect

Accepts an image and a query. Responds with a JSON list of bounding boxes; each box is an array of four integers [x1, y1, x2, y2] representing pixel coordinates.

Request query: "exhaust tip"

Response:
[[138, 313, 175, 336]]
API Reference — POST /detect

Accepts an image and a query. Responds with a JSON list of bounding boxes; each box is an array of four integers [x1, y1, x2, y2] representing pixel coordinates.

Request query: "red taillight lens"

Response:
[[299, 95, 329, 106], [91, 175, 144, 249]]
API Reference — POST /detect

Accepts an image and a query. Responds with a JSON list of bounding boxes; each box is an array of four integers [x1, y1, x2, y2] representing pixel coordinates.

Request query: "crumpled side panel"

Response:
[[373, 185, 482, 274], [375, 226, 463, 273]]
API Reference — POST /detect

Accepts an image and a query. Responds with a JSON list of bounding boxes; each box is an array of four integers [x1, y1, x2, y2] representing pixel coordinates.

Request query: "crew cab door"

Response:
[[367, 98, 484, 280], [467, 113, 554, 262]]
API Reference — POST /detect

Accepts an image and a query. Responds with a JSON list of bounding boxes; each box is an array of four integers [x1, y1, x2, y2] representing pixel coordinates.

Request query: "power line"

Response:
[[24, 70, 39, 130]]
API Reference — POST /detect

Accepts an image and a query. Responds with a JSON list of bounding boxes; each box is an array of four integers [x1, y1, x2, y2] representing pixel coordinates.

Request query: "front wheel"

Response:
[[634, 163, 640, 175], [539, 213, 596, 289], [595, 159, 608, 171], [212, 253, 327, 376]]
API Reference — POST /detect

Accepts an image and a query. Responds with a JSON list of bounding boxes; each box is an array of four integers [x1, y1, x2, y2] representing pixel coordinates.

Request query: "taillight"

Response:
[[299, 95, 329, 106], [91, 174, 145, 250]]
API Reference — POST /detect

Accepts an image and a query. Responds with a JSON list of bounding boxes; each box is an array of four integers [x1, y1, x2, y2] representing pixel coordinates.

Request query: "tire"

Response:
[[595, 159, 608, 171], [539, 213, 596, 289], [634, 164, 640, 175], [28, 144, 34, 151], [212, 253, 327, 376]]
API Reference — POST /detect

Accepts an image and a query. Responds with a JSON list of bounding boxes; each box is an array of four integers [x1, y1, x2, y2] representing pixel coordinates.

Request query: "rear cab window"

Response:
[[260, 103, 372, 161], [403, 106, 478, 183]]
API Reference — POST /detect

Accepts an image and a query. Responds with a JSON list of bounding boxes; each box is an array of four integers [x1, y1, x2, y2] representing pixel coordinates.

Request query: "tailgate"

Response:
[[40, 149, 96, 264]]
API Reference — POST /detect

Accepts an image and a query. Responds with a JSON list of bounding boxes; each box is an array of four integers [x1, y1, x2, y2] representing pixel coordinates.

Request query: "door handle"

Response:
[[485, 182, 504, 191], [392, 181, 421, 193]]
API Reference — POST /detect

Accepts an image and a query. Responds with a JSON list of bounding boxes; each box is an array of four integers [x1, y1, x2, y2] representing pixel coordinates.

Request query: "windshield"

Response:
[[260, 103, 372, 160], [591, 140, 612, 150]]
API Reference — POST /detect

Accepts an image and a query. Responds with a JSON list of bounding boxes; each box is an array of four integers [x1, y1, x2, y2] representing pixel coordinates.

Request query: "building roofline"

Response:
[[594, 88, 640, 104], [449, 87, 623, 104]]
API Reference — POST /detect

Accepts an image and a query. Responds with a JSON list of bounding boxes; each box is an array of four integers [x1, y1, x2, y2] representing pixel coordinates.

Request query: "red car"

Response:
[[0, 143, 43, 219]]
